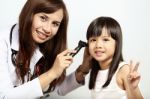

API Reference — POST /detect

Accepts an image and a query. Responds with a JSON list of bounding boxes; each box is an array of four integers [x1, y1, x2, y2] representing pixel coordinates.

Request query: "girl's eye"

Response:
[[103, 38, 109, 42], [90, 38, 96, 42]]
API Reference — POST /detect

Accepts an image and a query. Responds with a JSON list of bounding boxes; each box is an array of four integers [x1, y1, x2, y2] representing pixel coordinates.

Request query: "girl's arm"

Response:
[[120, 62, 143, 99]]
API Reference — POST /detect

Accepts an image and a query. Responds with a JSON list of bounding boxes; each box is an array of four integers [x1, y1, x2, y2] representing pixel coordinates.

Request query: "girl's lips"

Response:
[[95, 51, 104, 57]]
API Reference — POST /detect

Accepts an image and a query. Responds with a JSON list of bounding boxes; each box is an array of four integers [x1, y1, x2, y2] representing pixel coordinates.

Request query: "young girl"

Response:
[[85, 16, 143, 99]]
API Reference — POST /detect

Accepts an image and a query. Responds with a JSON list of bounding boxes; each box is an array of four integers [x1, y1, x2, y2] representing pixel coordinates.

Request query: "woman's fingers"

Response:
[[51, 49, 75, 78], [59, 49, 76, 57], [56, 49, 75, 68]]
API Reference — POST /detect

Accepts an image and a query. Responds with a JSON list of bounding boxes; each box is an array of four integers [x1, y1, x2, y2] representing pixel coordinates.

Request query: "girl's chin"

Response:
[[94, 57, 105, 62]]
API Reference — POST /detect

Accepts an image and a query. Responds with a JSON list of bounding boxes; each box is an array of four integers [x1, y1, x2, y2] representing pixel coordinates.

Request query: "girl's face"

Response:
[[31, 9, 63, 43], [88, 28, 116, 67]]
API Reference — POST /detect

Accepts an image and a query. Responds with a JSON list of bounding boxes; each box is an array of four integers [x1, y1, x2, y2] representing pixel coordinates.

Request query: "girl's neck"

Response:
[[99, 58, 112, 70]]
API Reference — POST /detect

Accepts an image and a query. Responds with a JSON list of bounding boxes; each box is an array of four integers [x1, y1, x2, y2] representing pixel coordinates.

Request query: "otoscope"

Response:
[[70, 40, 87, 57]]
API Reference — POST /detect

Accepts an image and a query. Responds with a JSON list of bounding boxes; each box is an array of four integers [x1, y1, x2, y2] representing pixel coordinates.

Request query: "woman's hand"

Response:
[[50, 49, 75, 78], [39, 49, 75, 90]]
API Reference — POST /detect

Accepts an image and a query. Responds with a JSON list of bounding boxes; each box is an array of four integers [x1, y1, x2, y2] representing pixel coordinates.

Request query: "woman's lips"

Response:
[[36, 30, 48, 40]]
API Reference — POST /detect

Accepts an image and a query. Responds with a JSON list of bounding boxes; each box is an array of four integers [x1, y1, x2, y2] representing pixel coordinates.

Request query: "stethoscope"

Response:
[[10, 24, 18, 66], [10, 24, 33, 81]]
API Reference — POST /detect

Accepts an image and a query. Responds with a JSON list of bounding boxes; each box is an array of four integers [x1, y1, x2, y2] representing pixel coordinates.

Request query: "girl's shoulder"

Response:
[[117, 61, 130, 82], [118, 61, 130, 75], [116, 62, 130, 90], [118, 61, 129, 69]]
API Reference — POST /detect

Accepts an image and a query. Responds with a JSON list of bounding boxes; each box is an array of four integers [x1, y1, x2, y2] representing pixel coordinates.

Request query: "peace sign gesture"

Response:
[[127, 61, 141, 89]]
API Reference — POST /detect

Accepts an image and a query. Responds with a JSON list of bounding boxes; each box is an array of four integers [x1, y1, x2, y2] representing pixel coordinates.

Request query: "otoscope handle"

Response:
[[69, 40, 87, 57], [70, 46, 82, 57]]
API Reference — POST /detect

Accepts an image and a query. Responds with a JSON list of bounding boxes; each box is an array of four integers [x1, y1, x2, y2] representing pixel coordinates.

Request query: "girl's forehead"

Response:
[[94, 28, 111, 37], [101, 30, 111, 37]]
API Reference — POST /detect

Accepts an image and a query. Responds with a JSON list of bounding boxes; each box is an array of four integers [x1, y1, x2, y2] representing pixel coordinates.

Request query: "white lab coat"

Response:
[[0, 24, 82, 99]]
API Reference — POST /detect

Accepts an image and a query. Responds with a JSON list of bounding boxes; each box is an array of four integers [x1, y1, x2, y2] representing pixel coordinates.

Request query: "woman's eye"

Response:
[[53, 22, 60, 27], [40, 16, 47, 22]]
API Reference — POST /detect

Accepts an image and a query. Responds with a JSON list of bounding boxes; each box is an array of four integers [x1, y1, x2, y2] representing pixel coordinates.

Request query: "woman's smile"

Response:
[[36, 30, 49, 40]]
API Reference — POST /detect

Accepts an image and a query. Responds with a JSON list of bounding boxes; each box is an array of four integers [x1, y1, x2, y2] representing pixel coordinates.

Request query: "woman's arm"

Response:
[[0, 33, 75, 98], [54, 72, 83, 95], [51, 48, 92, 95], [39, 49, 75, 90]]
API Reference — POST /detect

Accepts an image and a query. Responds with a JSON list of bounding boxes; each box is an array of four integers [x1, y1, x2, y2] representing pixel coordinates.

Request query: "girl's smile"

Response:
[[89, 28, 116, 66]]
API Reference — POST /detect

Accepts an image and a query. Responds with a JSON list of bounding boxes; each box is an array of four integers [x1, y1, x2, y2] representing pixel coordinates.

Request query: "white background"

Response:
[[0, 0, 150, 99]]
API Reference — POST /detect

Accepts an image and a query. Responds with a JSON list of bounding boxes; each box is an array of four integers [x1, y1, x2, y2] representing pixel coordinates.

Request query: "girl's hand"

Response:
[[127, 61, 141, 89], [51, 49, 75, 78]]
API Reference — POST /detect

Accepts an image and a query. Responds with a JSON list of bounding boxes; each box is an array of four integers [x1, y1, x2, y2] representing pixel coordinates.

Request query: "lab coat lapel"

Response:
[[30, 47, 43, 74]]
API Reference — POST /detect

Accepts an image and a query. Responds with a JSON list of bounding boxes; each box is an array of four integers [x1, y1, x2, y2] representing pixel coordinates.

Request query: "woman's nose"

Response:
[[43, 23, 51, 33]]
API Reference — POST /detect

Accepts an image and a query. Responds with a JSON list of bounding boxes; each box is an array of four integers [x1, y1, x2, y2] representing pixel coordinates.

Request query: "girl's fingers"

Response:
[[133, 62, 140, 72], [128, 60, 140, 80], [129, 60, 140, 73], [129, 60, 133, 73], [128, 72, 140, 80]]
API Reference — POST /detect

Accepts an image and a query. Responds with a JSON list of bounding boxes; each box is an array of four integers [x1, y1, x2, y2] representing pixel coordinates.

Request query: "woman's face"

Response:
[[88, 28, 116, 67], [31, 9, 63, 43]]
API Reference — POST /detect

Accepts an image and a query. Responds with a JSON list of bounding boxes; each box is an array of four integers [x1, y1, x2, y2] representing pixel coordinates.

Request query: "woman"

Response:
[[0, 0, 90, 98]]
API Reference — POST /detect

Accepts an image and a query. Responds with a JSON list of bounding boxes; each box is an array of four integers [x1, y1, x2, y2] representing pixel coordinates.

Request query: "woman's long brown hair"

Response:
[[16, 0, 68, 90]]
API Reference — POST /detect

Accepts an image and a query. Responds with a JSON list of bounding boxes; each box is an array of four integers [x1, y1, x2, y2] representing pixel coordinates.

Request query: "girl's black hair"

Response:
[[87, 16, 123, 89]]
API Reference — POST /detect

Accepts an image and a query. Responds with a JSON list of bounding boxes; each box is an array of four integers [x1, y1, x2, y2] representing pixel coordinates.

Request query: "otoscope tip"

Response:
[[79, 40, 87, 47]]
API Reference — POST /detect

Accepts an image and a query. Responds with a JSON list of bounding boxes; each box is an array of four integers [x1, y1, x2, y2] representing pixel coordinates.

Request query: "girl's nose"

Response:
[[95, 40, 103, 48]]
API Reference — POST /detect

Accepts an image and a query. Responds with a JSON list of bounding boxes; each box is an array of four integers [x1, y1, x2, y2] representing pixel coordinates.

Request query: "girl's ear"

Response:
[[87, 41, 89, 47]]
